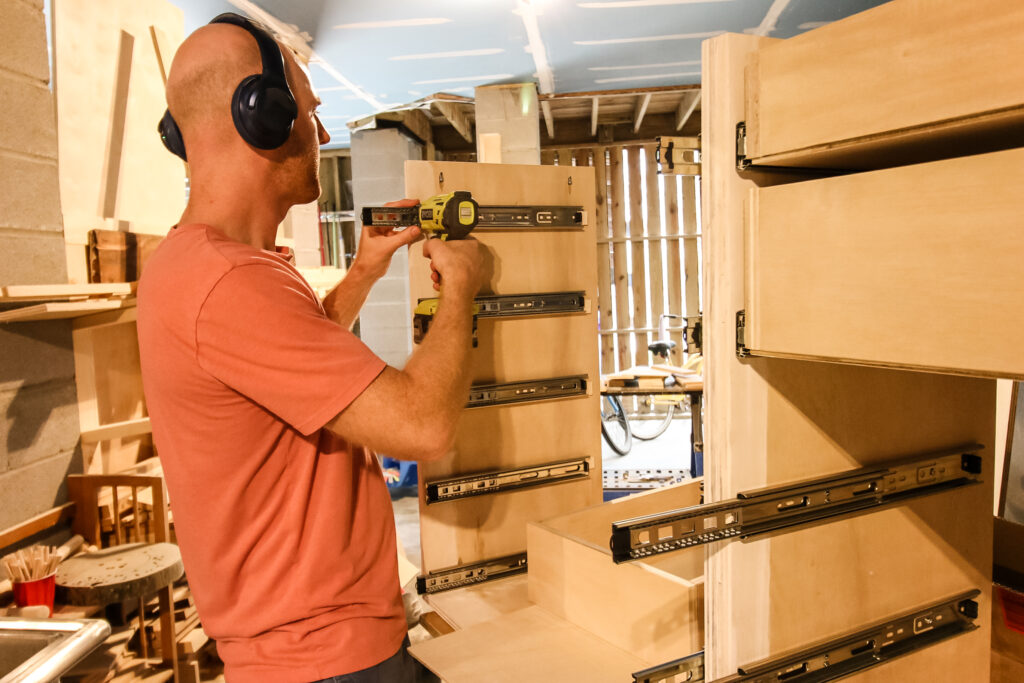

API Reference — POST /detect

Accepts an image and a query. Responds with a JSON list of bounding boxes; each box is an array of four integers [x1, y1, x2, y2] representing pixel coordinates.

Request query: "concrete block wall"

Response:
[[350, 128, 423, 369], [0, 0, 82, 532]]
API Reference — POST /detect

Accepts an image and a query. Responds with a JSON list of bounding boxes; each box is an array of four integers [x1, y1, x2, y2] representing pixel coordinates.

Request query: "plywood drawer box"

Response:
[[528, 479, 704, 665], [744, 146, 1024, 378], [744, 0, 1024, 168], [411, 480, 704, 681]]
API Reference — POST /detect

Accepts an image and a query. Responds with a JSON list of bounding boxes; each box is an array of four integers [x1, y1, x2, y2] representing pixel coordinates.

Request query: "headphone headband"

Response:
[[157, 12, 297, 161], [208, 13, 288, 86]]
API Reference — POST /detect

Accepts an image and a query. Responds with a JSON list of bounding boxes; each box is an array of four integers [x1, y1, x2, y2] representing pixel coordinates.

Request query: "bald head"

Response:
[[167, 18, 329, 222]]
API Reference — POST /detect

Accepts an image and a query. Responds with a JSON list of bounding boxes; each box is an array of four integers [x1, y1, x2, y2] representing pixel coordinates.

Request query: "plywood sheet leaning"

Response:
[[53, 0, 186, 284], [743, 0, 1024, 169], [703, 33, 993, 681], [406, 160, 601, 576], [744, 147, 1024, 379]]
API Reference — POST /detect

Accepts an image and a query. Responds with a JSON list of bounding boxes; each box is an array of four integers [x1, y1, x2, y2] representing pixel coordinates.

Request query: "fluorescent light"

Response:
[[334, 18, 451, 29], [589, 60, 700, 71], [391, 48, 505, 61], [594, 71, 700, 84], [575, 30, 721, 45], [413, 74, 514, 85]]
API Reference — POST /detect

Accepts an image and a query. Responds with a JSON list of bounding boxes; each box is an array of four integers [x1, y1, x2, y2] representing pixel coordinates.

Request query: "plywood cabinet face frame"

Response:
[[406, 161, 602, 577]]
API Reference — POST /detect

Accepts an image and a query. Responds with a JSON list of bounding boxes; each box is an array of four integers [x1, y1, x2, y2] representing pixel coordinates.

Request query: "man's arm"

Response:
[[324, 237, 484, 461], [322, 200, 421, 329]]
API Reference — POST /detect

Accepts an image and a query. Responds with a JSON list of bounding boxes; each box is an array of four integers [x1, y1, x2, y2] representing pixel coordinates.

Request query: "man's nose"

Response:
[[316, 114, 330, 145]]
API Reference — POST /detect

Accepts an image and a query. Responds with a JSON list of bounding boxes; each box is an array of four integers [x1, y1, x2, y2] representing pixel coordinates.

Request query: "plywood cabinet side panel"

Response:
[[407, 161, 601, 574], [527, 521, 703, 665], [747, 147, 1024, 378], [747, 0, 1024, 159]]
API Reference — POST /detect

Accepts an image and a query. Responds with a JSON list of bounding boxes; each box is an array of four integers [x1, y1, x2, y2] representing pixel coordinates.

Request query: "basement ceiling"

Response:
[[170, 0, 889, 148]]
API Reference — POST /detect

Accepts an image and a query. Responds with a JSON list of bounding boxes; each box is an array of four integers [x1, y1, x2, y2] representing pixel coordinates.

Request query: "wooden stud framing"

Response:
[[643, 144, 665, 346], [626, 147, 648, 367], [594, 148, 615, 374], [663, 175, 684, 355], [609, 149, 631, 372]]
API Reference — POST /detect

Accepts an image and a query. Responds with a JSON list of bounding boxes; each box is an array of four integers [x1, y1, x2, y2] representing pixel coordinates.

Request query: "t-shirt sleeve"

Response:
[[195, 262, 386, 435]]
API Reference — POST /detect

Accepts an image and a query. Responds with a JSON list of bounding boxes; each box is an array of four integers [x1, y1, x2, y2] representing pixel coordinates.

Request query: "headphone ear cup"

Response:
[[158, 110, 187, 161], [232, 75, 297, 150]]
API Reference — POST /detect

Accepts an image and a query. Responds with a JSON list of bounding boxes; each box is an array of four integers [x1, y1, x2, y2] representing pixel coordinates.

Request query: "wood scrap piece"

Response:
[[56, 542, 183, 606]]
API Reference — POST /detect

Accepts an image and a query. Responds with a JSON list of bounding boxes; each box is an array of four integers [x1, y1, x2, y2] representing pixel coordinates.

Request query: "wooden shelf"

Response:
[[0, 283, 137, 323], [0, 283, 135, 302], [0, 298, 136, 323]]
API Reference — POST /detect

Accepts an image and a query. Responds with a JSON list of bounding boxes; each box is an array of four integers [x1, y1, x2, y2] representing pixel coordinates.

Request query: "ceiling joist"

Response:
[[633, 93, 652, 133], [540, 100, 555, 139], [434, 101, 474, 144], [675, 91, 701, 131]]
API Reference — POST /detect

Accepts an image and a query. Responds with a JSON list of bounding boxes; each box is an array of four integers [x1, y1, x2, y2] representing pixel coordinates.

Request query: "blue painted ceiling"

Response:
[[171, 0, 890, 147]]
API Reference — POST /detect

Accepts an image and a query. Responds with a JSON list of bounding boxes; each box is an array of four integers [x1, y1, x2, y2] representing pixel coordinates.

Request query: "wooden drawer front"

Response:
[[745, 0, 1024, 167], [746, 146, 1024, 377]]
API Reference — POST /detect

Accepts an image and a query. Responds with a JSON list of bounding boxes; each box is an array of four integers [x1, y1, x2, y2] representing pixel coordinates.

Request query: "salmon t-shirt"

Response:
[[136, 224, 405, 682]]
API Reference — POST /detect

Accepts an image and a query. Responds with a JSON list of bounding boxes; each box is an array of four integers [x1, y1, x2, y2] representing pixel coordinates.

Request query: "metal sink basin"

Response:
[[0, 618, 110, 683]]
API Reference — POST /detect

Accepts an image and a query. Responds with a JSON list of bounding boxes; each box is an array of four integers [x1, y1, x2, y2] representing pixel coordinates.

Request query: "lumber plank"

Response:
[[703, 32, 994, 681], [0, 503, 75, 550], [406, 161, 600, 575], [663, 174, 684, 354], [626, 146, 649, 367], [745, 0, 1024, 168], [609, 148, 630, 372], [594, 147, 615, 374], [644, 143, 665, 347], [746, 147, 1024, 378]]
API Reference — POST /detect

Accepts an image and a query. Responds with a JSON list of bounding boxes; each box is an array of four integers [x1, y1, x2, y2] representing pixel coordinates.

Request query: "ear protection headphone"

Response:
[[158, 13, 298, 161]]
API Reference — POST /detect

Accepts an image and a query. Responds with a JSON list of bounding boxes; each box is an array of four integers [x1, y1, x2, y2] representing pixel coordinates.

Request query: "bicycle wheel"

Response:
[[600, 395, 632, 455], [629, 403, 675, 441]]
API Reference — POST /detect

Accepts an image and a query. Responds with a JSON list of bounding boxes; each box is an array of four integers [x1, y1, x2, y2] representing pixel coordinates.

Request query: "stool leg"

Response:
[[137, 595, 150, 661], [158, 585, 181, 682]]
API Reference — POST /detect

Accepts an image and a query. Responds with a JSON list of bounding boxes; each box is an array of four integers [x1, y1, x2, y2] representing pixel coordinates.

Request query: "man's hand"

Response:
[[422, 237, 486, 298], [349, 199, 422, 282]]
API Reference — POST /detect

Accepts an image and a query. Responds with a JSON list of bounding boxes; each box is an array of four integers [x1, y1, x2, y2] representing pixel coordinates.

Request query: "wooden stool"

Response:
[[56, 543, 184, 666]]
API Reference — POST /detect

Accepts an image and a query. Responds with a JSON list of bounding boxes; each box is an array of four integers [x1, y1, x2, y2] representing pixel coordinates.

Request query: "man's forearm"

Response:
[[322, 262, 376, 329], [401, 287, 476, 448]]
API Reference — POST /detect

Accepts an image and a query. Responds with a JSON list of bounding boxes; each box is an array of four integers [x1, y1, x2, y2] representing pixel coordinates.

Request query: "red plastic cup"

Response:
[[12, 574, 56, 616]]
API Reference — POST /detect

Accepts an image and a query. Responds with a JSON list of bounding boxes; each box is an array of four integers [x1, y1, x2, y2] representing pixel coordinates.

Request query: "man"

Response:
[[137, 16, 483, 683]]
